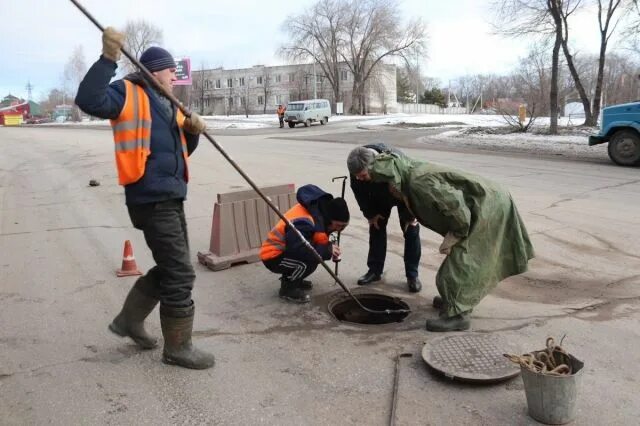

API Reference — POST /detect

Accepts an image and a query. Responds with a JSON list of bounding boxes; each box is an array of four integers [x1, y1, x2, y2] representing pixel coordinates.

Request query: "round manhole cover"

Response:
[[422, 333, 520, 383], [328, 293, 410, 325]]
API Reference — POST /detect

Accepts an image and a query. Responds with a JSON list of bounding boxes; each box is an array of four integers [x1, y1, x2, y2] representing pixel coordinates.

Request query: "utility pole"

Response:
[[415, 49, 419, 105], [25, 81, 33, 101]]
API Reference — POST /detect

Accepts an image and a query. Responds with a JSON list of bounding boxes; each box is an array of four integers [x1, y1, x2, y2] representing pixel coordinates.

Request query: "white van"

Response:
[[284, 99, 331, 128]]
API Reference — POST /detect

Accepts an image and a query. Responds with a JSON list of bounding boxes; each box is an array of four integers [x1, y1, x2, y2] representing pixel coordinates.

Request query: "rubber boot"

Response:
[[279, 278, 311, 303], [160, 303, 215, 370], [108, 276, 159, 349], [425, 313, 471, 332]]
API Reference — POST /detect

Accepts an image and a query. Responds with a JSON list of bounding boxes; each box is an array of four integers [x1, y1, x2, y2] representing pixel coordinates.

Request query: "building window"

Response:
[[241, 97, 246, 106], [215, 79, 221, 89], [228, 97, 234, 107], [258, 95, 264, 105], [289, 73, 295, 82], [341, 70, 348, 81], [227, 78, 233, 88], [204, 80, 209, 89], [275, 74, 281, 83], [239, 77, 245, 86], [276, 94, 283, 104], [257, 76, 263, 85], [204, 98, 210, 107]]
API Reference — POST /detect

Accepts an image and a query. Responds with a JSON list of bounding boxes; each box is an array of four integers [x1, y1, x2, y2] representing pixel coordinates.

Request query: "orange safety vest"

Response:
[[260, 203, 329, 260], [277, 106, 285, 116], [110, 80, 189, 186]]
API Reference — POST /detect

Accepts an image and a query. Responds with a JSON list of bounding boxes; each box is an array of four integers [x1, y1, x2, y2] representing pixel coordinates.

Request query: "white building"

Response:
[[188, 62, 397, 115]]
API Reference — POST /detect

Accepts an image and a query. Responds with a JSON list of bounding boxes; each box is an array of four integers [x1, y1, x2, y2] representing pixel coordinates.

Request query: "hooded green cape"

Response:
[[369, 153, 534, 316]]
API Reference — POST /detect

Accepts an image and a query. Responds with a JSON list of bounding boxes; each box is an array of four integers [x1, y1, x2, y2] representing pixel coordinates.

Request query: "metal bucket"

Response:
[[521, 352, 584, 425]]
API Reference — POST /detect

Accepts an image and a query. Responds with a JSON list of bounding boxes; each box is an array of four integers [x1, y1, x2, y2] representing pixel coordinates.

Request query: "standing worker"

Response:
[[260, 184, 350, 303], [347, 147, 535, 332], [277, 104, 286, 128], [75, 27, 215, 369], [347, 143, 422, 293]]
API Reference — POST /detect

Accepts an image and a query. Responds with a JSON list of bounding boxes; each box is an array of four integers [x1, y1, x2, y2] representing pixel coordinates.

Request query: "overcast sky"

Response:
[[1, 0, 608, 101]]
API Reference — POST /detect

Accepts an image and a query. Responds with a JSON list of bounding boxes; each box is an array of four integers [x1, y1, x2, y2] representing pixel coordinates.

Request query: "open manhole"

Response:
[[422, 333, 521, 384], [328, 293, 410, 325]]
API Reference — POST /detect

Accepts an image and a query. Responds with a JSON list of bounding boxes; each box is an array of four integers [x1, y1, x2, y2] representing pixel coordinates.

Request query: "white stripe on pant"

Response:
[[280, 258, 307, 280]]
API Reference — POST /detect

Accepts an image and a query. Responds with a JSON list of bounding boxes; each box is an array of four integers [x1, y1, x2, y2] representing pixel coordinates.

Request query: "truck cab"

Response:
[[589, 101, 640, 166]]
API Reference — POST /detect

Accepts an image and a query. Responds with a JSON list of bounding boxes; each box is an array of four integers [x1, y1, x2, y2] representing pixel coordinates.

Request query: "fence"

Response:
[[398, 103, 468, 114]]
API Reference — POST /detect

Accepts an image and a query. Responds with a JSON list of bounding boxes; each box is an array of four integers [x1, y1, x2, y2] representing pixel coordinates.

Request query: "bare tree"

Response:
[[341, 0, 426, 114], [492, 0, 563, 133], [280, 0, 348, 112], [591, 0, 625, 125], [261, 74, 273, 114], [121, 20, 164, 73], [65, 46, 87, 121]]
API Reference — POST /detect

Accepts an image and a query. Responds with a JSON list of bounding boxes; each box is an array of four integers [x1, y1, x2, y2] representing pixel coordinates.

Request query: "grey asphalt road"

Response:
[[1, 124, 638, 425]]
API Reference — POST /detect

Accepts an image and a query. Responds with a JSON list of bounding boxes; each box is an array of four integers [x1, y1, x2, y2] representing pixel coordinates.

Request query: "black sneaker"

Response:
[[279, 279, 311, 304], [407, 277, 422, 293], [357, 271, 381, 285]]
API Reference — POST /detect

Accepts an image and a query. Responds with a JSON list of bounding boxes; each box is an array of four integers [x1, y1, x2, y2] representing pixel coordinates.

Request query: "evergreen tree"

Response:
[[420, 87, 446, 108], [396, 71, 413, 103]]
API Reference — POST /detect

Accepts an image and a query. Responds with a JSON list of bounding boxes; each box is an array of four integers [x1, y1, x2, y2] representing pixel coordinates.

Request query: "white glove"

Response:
[[439, 232, 461, 255]]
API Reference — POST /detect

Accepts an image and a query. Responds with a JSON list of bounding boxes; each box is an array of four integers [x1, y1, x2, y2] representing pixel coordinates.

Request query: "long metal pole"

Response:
[[68, 0, 407, 316]]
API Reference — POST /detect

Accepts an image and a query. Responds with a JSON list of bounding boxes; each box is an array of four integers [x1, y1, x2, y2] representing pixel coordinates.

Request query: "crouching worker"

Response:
[[260, 184, 350, 303]]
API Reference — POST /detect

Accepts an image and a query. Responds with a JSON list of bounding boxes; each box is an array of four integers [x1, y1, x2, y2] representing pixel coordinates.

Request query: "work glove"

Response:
[[439, 232, 461, 255], [331, 244, 342, 262], [102, 27, 125, 63], [183, 112, 207, 134]]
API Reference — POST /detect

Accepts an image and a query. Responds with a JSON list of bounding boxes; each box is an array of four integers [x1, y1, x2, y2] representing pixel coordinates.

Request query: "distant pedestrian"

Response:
[[277, 104, 286, 128]]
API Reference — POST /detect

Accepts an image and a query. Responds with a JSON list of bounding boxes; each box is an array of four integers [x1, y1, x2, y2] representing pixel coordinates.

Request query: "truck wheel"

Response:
[[324, 116, 329, 124], [608, 130, 640, 166], [288, 122, 295, 128], [304, 119, 311, 127], [320, 118, 325, 125]]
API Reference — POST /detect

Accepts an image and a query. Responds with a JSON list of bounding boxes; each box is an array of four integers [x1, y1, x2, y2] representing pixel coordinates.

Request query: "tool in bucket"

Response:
[[68, 0, 409, 317]]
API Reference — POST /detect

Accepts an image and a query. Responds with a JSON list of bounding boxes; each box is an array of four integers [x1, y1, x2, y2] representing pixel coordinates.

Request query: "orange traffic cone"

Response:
[[116, 240, 142, 277]]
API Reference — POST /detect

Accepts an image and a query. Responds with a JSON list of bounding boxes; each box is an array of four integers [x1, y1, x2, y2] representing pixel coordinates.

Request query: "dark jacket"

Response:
[[350, 143, 405, 219], [284, 184, 334, 262], [75, 56, 199, 205]]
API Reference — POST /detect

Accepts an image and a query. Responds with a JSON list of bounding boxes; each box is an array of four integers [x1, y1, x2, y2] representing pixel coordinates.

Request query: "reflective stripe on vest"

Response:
[[260, 203, 329, 261], [110, 80, 189, 185]]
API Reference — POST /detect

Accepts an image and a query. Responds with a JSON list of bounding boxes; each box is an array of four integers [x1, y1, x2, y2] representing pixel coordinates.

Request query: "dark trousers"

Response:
[[263, 254, 319, 281], [368, 204, 421, 279], [278, 115, 284, 128], [127, 199, 195, 307]]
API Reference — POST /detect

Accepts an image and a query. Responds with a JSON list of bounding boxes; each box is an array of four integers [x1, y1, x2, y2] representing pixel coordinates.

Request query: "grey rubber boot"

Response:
[[108, 276, 159, 349], [160, 303, 215, 370], [425, 313, 471, 332], [279, 278, 311, 303]]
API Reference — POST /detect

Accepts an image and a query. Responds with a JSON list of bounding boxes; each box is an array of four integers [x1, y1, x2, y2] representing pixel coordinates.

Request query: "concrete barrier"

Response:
[[197, 184, 296, 271]]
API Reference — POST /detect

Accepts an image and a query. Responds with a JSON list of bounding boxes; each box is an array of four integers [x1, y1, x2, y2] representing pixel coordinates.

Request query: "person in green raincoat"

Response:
[[346, 147, 535, 332]]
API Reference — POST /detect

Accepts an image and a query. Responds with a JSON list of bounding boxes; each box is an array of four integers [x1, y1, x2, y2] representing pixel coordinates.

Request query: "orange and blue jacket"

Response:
[[75, 57, 199, 205], [260, 184, 333, 262]]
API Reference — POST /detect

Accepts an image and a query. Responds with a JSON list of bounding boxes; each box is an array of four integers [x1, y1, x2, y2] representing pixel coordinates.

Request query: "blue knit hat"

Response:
[[140, 47, 176, 72]]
